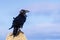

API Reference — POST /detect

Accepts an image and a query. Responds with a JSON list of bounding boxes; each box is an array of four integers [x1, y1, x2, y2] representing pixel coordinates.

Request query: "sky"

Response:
[[0, 0, 60, 40]]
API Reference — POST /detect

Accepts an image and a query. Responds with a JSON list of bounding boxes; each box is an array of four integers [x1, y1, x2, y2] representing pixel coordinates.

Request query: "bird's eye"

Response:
[[21, 11, 23, 13]]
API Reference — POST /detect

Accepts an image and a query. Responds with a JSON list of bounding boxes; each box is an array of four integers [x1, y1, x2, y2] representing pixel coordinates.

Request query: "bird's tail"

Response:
[[13, 28, 19, 37]]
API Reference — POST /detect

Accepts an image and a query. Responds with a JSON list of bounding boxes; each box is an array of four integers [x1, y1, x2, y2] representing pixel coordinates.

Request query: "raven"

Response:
[[9, 9, 29, 37]]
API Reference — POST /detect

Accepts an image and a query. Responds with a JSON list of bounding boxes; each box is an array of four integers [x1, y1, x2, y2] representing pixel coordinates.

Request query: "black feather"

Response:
[[9, 9, 29, 37]]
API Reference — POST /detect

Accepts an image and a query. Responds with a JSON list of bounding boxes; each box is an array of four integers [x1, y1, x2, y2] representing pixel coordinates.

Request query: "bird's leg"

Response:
[[18, 29, 24, 34]]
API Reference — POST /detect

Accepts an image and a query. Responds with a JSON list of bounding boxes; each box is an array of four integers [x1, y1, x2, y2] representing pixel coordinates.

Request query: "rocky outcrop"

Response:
[[6, 32, 27, 40]]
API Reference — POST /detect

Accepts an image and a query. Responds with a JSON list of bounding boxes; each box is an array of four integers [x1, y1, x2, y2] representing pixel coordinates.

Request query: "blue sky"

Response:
[[0, 0, 60, 40]]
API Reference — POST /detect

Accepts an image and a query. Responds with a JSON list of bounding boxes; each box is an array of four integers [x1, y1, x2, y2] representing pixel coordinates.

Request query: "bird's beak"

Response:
[[25, 10, 30, 13]]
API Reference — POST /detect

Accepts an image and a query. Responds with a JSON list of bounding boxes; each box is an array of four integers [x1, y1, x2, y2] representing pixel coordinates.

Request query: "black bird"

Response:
[[9, 9, 29, 37]]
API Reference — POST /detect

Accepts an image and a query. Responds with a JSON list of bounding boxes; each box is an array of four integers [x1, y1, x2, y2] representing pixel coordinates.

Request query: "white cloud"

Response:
[[24, 23, 60, 36], [24, 2, 60, 21], [24, 2, 60, 13], [22, 2, 60, 36]]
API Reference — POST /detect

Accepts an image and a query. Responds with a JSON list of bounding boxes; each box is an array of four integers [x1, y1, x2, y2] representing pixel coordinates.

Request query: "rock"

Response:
[[6, 32, 27, 40]]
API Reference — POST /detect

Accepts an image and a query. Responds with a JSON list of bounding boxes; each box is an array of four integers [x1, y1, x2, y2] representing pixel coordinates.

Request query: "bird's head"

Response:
[[20, 9, 30, 15]]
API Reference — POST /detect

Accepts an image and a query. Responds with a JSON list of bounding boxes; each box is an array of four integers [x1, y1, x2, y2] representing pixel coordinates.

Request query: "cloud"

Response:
[[24, 2, 60, 24], [24, 23, 60, 39], [23, 2, 60, 36], [24, 2, 60, 22], [24, 2, 60, 13], [25, 23, 60, 36]]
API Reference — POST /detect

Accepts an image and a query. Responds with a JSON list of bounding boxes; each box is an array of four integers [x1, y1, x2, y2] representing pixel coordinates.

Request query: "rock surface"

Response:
[[6, 32, 27, 40]]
